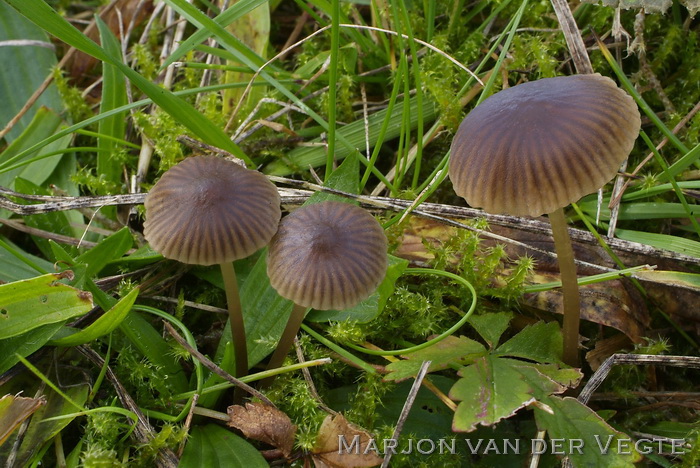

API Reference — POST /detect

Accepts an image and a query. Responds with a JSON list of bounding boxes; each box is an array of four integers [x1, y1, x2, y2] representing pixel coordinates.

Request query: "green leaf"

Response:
[[449, 357, 567, 432], [468, 312, 513, 349], [495, 321, 563, 364], [0, 322, 64, 374], [384, 335, 486, 382], [73, 227, 133, 283], [615, 229, 700, 258], [0, 0, 64, 143], [534, 396, 641, 467], [95, 17, 128, 190], [180, 424, 268, 468], [306, 254, 408, 323], [51, 288, 139, 346], [0, 236, 53, 282], [307, 150, 360, 204], [0, 272, 93, 339]]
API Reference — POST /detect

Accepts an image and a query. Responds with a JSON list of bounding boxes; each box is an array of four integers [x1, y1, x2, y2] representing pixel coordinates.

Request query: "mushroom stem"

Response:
[[220, 261, 248, 378], [263, 303, 308, 382], [548, 207, 581, 368]]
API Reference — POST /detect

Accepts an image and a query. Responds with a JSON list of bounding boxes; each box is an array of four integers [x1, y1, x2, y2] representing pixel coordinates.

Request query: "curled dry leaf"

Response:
[[227, 402, 296, 458], [312, 414, 383, 468], [0, 394, 46, 446]]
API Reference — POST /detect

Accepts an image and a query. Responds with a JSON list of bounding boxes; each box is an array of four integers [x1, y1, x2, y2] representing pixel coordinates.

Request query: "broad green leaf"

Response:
[[0, 322, 64, 374], [579, 200, 700, 220], [51, 288, 139, 346], [0, 385, 88, 466], [468, 312, 513, 348], [306, 255, 408, 323], [306, 149, 360, 203], [0, 1, 64, 143], [4, 0, 251, 166], [95, 17, 128, 190], [534, 396, 641, 467], [0, 107, 70, 189], [180, 424, 268, 468], [0, 236, 53, 282], [384, 335, 486, 382], [74, 227, 134, 282], [495, 321, 563, 364], [450, 357, 567, 432], [0, 394, 45, 446], [0, 272, 93, 339]]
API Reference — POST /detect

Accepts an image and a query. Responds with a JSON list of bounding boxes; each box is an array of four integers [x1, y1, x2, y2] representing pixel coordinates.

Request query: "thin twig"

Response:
[[162, 322, 275, 407], [381, 360, 432, 468]]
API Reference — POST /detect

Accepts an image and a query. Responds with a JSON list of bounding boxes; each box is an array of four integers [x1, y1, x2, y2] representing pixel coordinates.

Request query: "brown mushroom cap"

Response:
[[267, 201, 388, 310], [143, 156, 281, 265], [449, 74, 641, 217]]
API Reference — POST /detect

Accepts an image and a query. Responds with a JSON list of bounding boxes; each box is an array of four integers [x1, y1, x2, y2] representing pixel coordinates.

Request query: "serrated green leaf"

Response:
[[450, 357, 566, 432], [534, 396, 641, 467], [384, 335, 486, 382], [51, 288, 139, 346], [180, 424, 268, 468], [468, 312, 513, 348], [495, 321, 562, 364], [0, 272, 93, 339]]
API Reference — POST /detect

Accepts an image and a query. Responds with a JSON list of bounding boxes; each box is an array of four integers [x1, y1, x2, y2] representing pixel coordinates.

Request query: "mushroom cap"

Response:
[[143, 156, 281, 265], [267, 201, 388, 310], [449, 74, 641, 217]]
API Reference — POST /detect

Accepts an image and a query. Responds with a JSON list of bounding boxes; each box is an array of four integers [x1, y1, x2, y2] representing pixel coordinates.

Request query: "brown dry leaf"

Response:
[[522, 272, 648, 343], [311, 414, 383, 468], [394, 217, 457, 265], [68, 0, 155, 80], [227, 402, 296, 457], [0, 394, 45, 446]]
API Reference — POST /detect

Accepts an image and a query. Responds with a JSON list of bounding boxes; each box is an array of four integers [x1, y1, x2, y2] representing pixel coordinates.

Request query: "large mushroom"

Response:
[[265, 200, 388, 371], [144, 155, 281, 377], [449, 73, 640, 366]]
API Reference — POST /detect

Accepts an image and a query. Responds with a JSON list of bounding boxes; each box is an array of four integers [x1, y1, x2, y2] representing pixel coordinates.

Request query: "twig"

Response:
[[76, 345, 179, 468], [162, 322, 275, 407], [578, 354, 700, 405], [549, 0, 594, 74], [380, 360, 431, 468]]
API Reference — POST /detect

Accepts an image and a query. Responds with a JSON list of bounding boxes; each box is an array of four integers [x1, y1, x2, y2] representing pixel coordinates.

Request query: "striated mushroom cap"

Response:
[[267, 201, 388, 310], [143, 156, 281, 265], [449, 74, 641, 217]]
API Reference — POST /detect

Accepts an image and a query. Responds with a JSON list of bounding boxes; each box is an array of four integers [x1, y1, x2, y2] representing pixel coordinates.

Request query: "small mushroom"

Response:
[[265, 201, 388, 372], [449, 74, 640, 366], [144, 155, 281, 377]]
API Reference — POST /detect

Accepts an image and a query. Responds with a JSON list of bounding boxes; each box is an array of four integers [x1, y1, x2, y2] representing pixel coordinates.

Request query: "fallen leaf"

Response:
[[227, 402, 296, 458], [312, 414, 382, 468], [0, 394, 45, 446]]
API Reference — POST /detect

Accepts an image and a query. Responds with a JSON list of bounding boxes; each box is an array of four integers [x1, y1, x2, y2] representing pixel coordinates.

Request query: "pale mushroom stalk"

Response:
[[220, 261, 248, 378], [548, 207, 581, 367]]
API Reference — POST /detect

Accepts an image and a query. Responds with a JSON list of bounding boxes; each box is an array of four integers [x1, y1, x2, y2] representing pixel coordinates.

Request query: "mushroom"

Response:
[[143, 155, 281, 377], [448, 73, 640, 366], [265, 200, 388, 371]]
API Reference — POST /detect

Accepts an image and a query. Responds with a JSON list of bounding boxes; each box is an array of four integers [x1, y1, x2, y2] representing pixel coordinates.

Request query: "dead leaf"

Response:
[[311, 414, 382, 468], [0, 394, 45, 446], [522, 272, 648, 343], [227, 402, 296, 458]]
